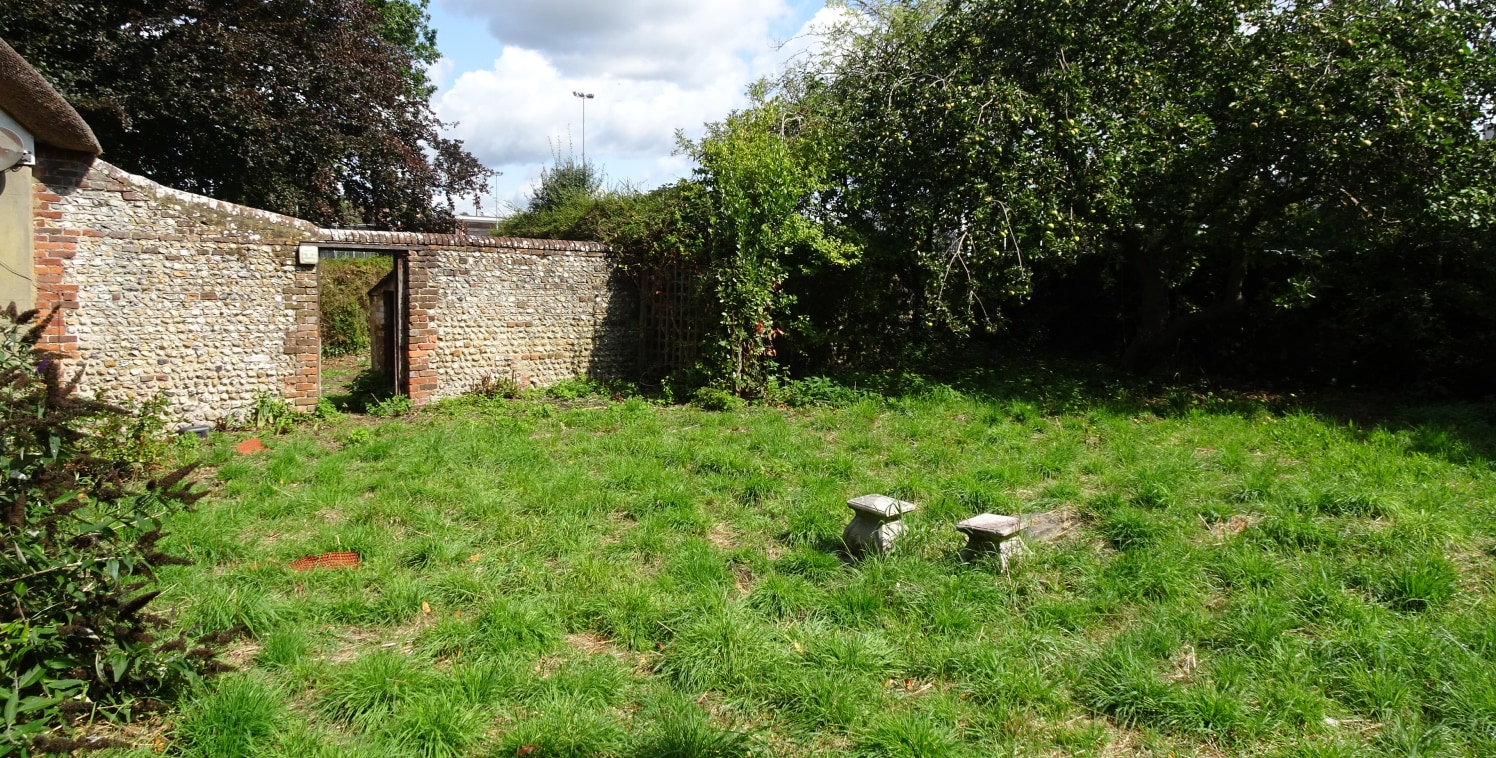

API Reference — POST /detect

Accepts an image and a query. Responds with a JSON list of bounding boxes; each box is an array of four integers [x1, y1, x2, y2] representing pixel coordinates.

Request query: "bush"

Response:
[[0, 307, 216, 752], [546, 376, 605, 400], [777, 376, 868, 407], [692, 386, 746, 412]]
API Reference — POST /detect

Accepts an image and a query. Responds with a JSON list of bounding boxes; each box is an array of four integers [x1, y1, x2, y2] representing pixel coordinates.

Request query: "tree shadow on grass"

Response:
[[323, 365, 398, 414], [837, 347, 1496, 470]]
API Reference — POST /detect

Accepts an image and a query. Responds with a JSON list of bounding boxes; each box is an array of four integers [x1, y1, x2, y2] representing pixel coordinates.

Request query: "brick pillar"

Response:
[[29, 148, 92, 357], [282, 262, 320, 411], [405, 248, 438, 404]]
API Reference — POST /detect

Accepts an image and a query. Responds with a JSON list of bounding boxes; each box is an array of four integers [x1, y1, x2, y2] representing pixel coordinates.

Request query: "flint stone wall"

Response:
[[31, 149, 637, 424], [319, 229, 635, 404], [32, 148, 320, 424], [427, 243, 634, 397]]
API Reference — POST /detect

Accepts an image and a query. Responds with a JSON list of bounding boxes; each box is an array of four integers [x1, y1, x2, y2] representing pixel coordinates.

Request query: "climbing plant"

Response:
[[686, 93, 859, 396]]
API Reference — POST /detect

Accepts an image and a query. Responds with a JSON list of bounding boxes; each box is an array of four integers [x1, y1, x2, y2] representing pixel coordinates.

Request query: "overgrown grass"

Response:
[[120, 372, 1496, 756]]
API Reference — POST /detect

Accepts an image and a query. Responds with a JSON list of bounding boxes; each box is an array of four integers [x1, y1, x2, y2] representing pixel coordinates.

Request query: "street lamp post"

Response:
[[572, 91, 594, 165]]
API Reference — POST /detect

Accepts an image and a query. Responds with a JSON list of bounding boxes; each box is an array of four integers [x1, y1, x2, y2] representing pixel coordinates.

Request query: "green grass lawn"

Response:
[[120, 372, 1496, 757]]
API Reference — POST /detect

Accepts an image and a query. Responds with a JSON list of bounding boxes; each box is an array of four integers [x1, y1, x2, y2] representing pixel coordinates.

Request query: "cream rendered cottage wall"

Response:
[[0, 105, 33, 311]]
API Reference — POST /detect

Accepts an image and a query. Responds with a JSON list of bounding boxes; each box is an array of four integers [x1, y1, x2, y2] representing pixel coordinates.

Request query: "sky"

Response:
[[426, 0, 837, 216]]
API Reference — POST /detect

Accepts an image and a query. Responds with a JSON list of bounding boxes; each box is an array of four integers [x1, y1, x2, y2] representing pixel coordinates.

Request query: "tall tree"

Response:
[[790, 0, 1496, 371], [0, 0, 488, 232]]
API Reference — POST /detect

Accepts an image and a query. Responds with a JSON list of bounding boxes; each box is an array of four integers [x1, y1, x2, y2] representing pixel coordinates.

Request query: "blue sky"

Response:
[[425, 0, 834, 216]]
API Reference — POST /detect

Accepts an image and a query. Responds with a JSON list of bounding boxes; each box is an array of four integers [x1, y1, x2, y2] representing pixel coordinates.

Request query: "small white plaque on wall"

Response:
[[297, 243, 319, 266]]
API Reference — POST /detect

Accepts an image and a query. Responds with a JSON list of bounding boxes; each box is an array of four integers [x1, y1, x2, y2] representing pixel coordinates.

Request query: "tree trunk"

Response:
[[1122, 245, 1248, 372]]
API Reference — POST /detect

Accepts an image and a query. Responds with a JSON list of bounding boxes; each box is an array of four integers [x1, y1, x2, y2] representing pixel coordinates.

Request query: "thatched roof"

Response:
[[0, 37, 101, 155]]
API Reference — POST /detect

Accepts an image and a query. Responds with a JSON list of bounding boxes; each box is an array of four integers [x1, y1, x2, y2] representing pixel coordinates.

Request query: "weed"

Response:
[[474, 373, 523, 399], [475, 597, 562, 656], [241, 392, 302, 433], [319, 650, 436, 727], [379, 695, 485, 758], [663, 605, 788, 695], [491, 703, 627, 758], [779, 376, 869, 407], [1375, 554, 1458, 612], [634, 695, 756, 757], [367, 394, 415, 418], [855, 710, 966, 758], [257, 627, 313, 669], [546, 375, 606, 399]]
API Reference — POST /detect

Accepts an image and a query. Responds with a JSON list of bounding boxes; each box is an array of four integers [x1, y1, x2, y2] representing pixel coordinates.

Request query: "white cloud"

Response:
[[425, 57, 455, 92], [435, 46, 742, 167], [441, 0, 792, 86], [430, 1, 843, 211]]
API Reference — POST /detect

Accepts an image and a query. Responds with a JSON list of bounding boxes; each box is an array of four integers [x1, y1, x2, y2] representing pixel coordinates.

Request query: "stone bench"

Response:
[[843, 494, 918, 556]]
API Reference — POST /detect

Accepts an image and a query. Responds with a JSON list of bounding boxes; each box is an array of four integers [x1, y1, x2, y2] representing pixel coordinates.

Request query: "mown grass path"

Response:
[[135, 383, 1495, 757]]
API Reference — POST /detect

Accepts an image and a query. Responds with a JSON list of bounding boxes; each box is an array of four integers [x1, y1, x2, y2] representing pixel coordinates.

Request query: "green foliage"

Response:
[[692, 386, 747, 412], [367, 394, 414, 418], [365, 0, 440, 97], [320, 257, 393, 358], [175, 676, 284, 758], [527, 151, 602, 215], [496, 148, 605, 240], [0, 307, 214, 752], [775, 377, 870, 408], [240, 393, 302, 434], [320, 650, 437, 728], [473, 374, 523, 400], [545, 376, 607, 400], [685, 97, 856, 396], [740, 0, 1496, 383]]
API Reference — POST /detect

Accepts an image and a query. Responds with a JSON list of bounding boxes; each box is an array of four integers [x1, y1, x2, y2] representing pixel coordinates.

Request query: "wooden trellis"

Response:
[[637, 256, 709, 381]]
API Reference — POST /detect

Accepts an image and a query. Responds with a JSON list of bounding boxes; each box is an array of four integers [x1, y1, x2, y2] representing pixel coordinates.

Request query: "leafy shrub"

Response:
[[692, 387, 746, 412], [777, 376, 868, 407], [236, 393, 302, 433], [368, 394, 415, 418], [319, 257, 393, 357], [546, 376, 605, 400], [313, 397, 343, 420], [473, 374, 522, 400], [1, 307, 216, 752]]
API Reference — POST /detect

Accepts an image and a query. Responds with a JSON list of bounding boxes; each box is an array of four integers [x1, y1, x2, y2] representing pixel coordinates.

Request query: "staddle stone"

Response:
[[956, 512, 1027, 567], [848, 494, 918, 518], [955, 513, 1020, 538], [843, 494, 917, 557]]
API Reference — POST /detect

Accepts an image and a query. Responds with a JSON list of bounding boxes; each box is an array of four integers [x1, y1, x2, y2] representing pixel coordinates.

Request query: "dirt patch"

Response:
[[221, 638, 264, 669], [567, 632, 627, 659], [325, 622, 427, 664], [1208, 514, 1260, 542], [1166, 646, 1198, 682], [708, 523, 738, 551]]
